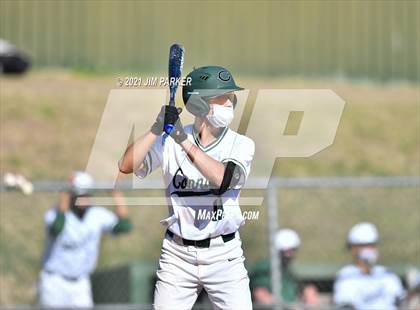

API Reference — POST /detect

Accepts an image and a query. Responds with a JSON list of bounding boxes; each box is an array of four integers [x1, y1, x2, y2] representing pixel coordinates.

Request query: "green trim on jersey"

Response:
[[49, 211, 65, 236], [146, 151, 152, 175], [112, 218, 132, 234], [137, 150, 152, 177], [192, 127, 229, 152]]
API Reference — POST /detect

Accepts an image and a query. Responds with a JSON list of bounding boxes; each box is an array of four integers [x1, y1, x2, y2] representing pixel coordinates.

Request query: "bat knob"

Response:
[[164, 123, 174, 135]]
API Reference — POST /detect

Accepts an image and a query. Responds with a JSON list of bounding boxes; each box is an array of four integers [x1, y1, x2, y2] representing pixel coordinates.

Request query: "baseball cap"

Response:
[[274, 229, 301, 251], [71, 171, 94, 196], [347, 222, 378, 245]]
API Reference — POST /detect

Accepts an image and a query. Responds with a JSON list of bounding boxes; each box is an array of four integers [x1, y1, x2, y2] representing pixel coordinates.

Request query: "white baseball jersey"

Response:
[[136, 124, 254, 240], [334, 264, 404, 310], [42, 206, 118, 278]]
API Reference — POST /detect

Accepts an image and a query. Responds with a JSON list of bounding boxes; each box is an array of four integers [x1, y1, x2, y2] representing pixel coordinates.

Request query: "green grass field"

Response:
[[1, 70, 419, 304]]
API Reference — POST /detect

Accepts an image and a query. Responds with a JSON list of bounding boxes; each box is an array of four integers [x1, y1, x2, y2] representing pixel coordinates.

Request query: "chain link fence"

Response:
[[0, 176, 419, 309], [0, 1, 418, 82]]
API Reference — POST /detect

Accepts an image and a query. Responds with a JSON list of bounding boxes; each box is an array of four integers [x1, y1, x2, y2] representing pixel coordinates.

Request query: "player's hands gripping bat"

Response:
[[164, 43, 185, 135], [150, 105, 186, 143]]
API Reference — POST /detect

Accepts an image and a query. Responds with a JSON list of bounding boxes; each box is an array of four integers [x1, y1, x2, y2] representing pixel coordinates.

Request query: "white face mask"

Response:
[[206, 102, 234, 128], [358, 247, 378, 266]]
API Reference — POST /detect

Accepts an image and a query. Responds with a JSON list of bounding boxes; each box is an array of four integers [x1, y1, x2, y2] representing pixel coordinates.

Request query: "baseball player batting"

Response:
[[119, 65, 255, 309]]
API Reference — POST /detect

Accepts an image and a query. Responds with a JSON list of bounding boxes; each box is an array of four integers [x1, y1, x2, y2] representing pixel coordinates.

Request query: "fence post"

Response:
[[267, 182, 282, 309]]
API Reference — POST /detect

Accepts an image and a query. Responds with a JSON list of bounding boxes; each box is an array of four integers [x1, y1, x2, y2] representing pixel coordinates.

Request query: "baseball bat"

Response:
[[164, 43, 185, 135]]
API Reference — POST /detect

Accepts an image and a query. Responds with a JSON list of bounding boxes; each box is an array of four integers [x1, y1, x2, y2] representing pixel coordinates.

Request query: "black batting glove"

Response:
[[151, 105, 187, 143], [169, 108, 187, 144], [150, 106, 166, 135]]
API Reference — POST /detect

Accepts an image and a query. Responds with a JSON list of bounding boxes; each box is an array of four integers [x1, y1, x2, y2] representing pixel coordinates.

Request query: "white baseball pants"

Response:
[[38, 270, 93, 309], [153, 232, 252, 310]]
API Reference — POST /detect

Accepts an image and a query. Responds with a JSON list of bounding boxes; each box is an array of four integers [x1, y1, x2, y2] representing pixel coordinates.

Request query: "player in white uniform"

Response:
[[333, 222, 404, 310], [38, 171, 132, 309], [120, 66, 254, 309]]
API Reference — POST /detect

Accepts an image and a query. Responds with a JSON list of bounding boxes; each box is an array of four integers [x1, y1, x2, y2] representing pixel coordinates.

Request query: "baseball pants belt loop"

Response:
[[44, 270, 80, 282], [166, 229, 236, 248]]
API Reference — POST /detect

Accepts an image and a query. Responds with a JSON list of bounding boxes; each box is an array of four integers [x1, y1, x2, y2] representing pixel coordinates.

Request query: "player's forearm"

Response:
[[180, 140, 224, 187], [119, 131, 157, 174], [112, 191, 129, 218], [58, 192, 70, 212], [111, 191, 132, 233]]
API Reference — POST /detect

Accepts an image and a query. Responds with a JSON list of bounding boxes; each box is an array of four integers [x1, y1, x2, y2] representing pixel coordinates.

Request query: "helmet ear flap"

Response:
[[185, 96, 210, 117], [232, 94, 238, 108]]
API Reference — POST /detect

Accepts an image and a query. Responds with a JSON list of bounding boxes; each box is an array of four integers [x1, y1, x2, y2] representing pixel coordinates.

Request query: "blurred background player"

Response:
[[250, 228, 320, 307], [0, 38, 31, 74], [401, 268, 420, 310], [333, 222, 404, 310], [37, 171, 132, 309]]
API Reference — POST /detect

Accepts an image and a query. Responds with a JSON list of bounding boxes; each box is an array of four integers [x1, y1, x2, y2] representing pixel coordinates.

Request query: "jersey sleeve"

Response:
[[333, 273, 359, 308], [385, 272, 405, 300], [222, 135, 255, 188], [44, 207, 58, 226], [135, 134, 164, 178], [95, 207, 119, 234]]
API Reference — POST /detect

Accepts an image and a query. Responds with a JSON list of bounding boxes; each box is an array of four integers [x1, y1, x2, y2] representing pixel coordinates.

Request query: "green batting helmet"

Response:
[[182, 66, 243, 117]]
